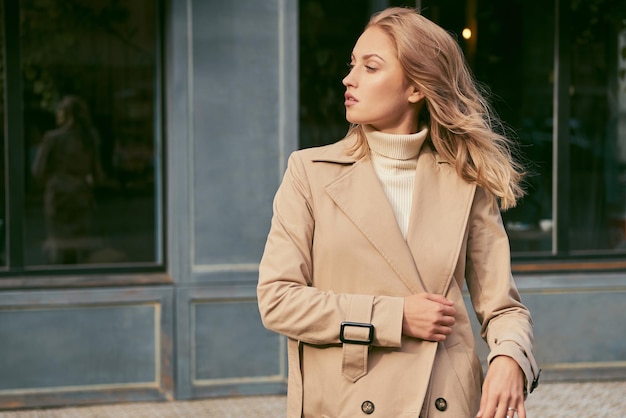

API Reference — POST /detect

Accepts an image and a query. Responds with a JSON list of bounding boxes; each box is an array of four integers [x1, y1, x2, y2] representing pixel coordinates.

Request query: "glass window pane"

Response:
[[0, 2, 5, 267], [299, 0, 370, 149], [22, 1, 159, 267], [569, 1, 626, 254], [422, 0, 556, 255]]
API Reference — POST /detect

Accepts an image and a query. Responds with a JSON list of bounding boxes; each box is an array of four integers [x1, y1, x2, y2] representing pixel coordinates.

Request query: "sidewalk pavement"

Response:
[[0, 381, 624, 417]]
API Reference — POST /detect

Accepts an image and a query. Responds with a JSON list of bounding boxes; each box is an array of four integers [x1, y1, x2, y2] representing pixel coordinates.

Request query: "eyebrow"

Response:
[[350, 53, 386, 62]]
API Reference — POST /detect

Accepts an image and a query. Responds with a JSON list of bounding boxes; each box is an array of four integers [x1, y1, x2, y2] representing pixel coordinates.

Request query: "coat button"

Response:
[[435, 397, 447, 411], [361, 400, 375, 414]]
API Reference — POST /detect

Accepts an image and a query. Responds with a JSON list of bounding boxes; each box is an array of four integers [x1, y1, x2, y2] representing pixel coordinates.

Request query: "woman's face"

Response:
[[342, 26, 423, 134]]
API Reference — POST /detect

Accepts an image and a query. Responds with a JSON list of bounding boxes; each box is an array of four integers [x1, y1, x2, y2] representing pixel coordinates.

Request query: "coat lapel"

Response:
[[314, 138, 477, 296], [322, 156, 426, 294], [406, 145, 476, 295]]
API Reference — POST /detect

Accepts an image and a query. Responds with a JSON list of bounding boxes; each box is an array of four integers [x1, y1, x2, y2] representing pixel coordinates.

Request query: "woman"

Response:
[[258, 7, 540, 418], [33, 96, 103, 264]]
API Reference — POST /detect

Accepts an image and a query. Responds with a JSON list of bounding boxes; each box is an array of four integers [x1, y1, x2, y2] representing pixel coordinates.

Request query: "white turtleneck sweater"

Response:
[[364, 124, 429, 238]]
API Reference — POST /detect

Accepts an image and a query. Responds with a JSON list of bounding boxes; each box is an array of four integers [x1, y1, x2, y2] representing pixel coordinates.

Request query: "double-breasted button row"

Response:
[[358, 398, 447, 414]]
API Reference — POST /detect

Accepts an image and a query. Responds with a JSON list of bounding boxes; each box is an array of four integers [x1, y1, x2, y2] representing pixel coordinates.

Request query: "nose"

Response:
[[342, 68, 356, 88]]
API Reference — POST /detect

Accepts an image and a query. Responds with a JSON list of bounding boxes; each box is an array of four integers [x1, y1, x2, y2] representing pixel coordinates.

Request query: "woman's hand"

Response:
[[477, 356, 526, 418], [402, 293, 456, 341]]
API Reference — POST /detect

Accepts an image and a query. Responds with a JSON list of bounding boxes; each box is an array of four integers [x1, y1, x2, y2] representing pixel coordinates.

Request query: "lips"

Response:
[[344, 92, 358, 106]]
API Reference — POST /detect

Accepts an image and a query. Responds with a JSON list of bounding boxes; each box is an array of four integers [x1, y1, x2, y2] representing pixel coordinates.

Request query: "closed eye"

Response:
[[346, 63, 377, 73]]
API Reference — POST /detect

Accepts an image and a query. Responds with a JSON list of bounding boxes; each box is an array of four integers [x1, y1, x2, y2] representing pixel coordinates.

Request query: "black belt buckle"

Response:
[[340, 321, 374, 345]]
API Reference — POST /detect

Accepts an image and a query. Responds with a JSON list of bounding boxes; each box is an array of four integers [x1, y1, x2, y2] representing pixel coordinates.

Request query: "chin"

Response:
[[345, 115, 366, 126]]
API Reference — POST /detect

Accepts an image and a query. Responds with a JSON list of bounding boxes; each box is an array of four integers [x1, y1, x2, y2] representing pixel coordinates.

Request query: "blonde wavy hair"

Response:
[[345, 7, 525, 210]]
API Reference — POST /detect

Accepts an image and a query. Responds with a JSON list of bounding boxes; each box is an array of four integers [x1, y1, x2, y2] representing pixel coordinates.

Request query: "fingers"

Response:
[[477, 390, 525, 418], [427, 325, 452, 342], [504, 406, 516, 418], [477, 391, 525, 418], [425, 293, 457, 318], [402, 293, 457, 341], [503, 404, 525, 418], [412, 317, 452, 340], [438, 307, 456, 323], [425, 293, 455, 306], [476, 390, 497, 418], [477, 403, 521, 418]]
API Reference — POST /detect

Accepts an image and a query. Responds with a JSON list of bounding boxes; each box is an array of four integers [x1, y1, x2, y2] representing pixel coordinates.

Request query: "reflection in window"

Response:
[[0, 2, 5, 267], [21, 1, 159, 266], [569, 1, 626, 254], [470, 0, 555, 255]]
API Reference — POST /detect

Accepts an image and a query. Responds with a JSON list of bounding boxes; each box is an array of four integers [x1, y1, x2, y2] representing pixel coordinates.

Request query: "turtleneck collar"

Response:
[[363, 124, 429, 160]]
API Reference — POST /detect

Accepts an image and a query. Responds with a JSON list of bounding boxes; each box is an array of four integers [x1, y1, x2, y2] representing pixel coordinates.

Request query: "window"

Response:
[[420, 0, 556, 256], [299, 0, 370, 148], [299, 0, 626, 271], [566, 0, 626, 256], [429, 0, 626, 268], [2, 0, 162, 275], [0, 2, 6, 267]]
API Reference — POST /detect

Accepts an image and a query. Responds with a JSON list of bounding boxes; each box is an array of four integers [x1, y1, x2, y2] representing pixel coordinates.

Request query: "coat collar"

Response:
[[311, 134, 360, 164], [315, 137, 476, 295]]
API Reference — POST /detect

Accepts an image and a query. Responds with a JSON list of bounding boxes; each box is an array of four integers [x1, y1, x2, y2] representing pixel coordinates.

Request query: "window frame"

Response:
[[511, 0, 626, 274], [0, 0, 168, 288]]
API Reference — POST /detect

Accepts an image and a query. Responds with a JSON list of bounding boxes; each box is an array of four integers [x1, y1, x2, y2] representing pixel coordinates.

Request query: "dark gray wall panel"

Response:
[[193, 300, 280, 381], [190, 0, 297, 267], [176, 284, 286, 399], [0, 287, 173, 409], [0, 304, 156, 390], [526, 291, 626, 364]]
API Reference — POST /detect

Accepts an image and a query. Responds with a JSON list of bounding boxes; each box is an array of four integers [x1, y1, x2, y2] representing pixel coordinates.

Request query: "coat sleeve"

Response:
[[465, 187, 541, 396], [257, 152, 404, 348]]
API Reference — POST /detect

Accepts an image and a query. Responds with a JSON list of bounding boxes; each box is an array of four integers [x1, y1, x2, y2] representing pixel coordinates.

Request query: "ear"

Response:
[[408, 86, 425, 103]]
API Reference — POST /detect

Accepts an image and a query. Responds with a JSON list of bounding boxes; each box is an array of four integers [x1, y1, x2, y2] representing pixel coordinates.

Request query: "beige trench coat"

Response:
[[258, 134, 540, 417]]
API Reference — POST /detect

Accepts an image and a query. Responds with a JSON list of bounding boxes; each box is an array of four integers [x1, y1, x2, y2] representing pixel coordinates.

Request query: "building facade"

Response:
[[0, 0, 624, 410]]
